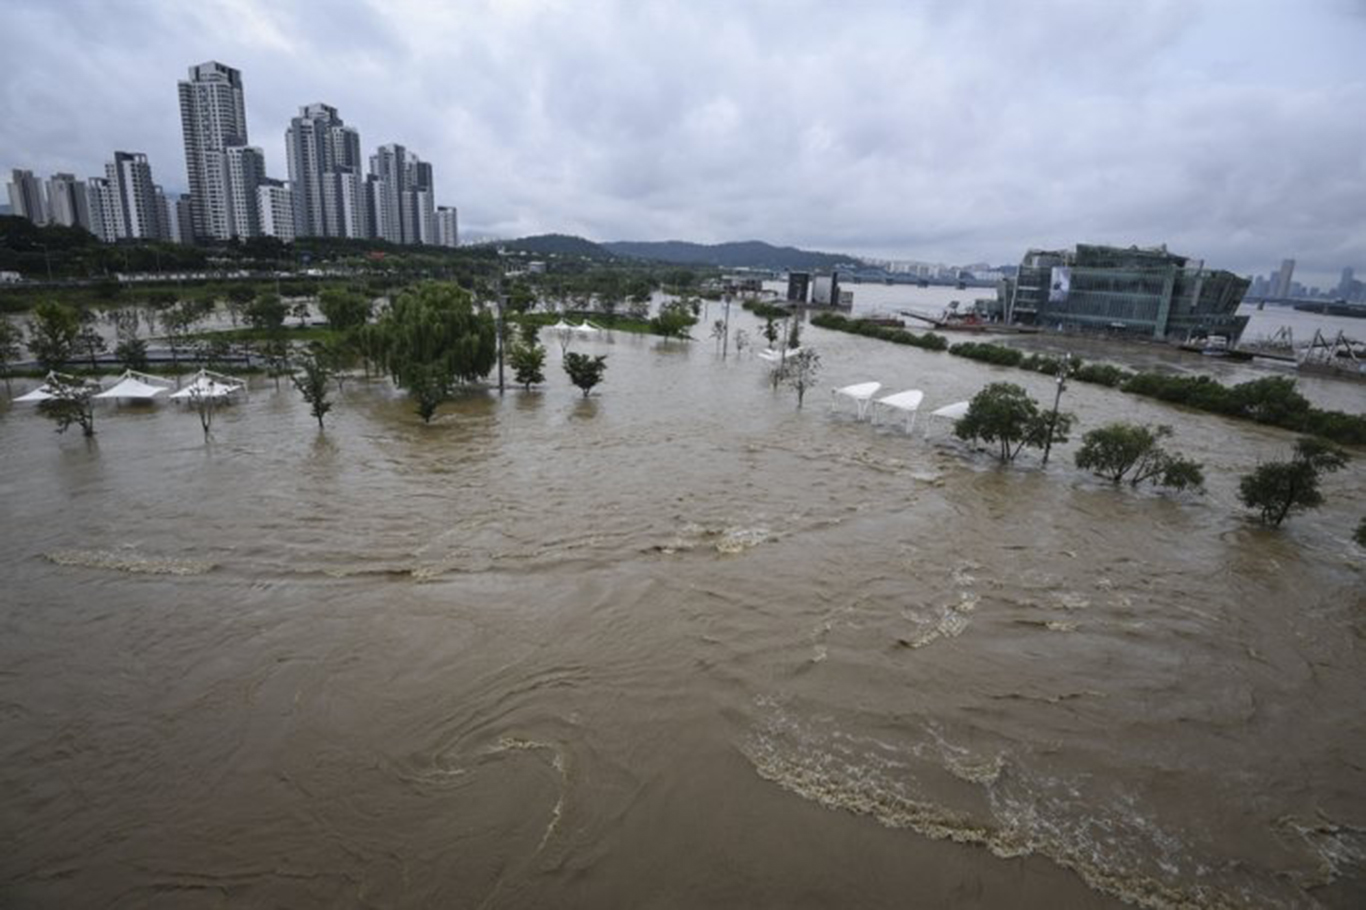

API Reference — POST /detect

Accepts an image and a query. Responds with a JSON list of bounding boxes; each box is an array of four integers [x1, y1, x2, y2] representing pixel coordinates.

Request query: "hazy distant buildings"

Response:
[[1272, 258, 1296, 298], [1338, 267, 1355, 297], [179, 61, 250, 241], [1005, 243, 1250, 341], [7, 169, 47, 225]]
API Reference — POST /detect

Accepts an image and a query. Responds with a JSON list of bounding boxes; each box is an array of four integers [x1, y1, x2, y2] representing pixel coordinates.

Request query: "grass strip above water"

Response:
[[809, 312, 949, 351]]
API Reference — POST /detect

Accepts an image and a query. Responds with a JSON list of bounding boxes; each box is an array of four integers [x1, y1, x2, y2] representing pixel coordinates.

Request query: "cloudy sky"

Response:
[[4, 0, 1364, 286]]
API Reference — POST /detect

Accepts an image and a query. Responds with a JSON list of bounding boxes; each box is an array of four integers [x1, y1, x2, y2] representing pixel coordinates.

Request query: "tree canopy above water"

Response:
[[366, 282, 496, 421]]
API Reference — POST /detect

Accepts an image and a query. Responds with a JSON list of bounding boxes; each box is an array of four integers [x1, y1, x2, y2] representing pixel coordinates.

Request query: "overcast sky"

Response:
[[4, 0, 1364, 286]]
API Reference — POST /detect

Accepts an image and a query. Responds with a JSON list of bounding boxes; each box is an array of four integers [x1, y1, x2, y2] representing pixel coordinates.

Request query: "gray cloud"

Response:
[[2, 0, 1362, 286]]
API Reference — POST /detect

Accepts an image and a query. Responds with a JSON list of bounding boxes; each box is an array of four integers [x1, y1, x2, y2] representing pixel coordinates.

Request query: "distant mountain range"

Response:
[[491, 234, 859, 271]]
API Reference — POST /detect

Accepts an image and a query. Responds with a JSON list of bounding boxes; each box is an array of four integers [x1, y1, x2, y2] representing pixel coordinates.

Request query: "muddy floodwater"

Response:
[[2, 310, 1363, 908]]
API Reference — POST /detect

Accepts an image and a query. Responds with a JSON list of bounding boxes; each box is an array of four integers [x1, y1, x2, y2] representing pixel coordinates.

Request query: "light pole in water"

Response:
[[495, 277, 506, 395], [1042, 353, 1071, 465]]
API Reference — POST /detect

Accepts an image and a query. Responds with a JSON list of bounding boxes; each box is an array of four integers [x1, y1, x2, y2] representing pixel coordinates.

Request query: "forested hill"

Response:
[[495, 234, 616, 258], [602, 239, 857, 271]]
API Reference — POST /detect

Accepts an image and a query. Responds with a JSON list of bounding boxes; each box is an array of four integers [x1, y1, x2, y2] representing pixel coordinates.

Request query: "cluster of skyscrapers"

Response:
[[5, 61, 458, 249], [1246, 258, 1363, 302]]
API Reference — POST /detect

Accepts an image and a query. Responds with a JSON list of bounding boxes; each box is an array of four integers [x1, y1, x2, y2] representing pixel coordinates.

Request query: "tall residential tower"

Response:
[[178, 61, 249, 241]]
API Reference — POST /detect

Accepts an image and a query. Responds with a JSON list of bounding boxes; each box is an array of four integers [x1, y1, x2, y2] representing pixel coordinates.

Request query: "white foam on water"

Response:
[[741, 698, 1292, 910], [715, 526, 771, 554], [1273, 814, 1366, 888], [43, 548, 215, 576], [490, 736, 569, 854]]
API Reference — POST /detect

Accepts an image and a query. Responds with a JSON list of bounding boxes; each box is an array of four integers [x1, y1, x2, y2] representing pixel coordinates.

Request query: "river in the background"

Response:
[[2, 306, 1363, 908]]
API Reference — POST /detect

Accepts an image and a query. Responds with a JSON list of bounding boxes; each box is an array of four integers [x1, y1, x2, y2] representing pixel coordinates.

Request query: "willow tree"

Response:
[[370, 282, 497, 421]]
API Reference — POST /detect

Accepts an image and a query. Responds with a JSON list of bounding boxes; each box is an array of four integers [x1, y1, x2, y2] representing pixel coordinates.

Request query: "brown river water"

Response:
[[1, 307, 1363, 908]]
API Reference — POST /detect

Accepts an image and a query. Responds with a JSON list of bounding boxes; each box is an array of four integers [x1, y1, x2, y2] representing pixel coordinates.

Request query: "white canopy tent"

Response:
[[93, 370, 174, 401], [549, 319, 575, 333], [830, 381, 881, 420], [571, 321, 602, 334], [12, 372, 100, 403], [169, 369, 247, 402], [927, 400, 971, 434], [873, 389, 925, 433], [758, 346, 802, 363]]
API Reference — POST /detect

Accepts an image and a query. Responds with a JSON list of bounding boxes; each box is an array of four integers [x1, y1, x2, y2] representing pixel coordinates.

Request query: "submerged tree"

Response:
[[955, 382, 1074, 464], [26, 301, 81, 373], [1238, 437, 1350, 527], [369, 282, 497, 422], [651, 298, 696, 339], [291, 344, 334, 430], [508, 341, 547, 390], [780, 348, 821, 408], [1075, 423, 1205, 492], [0, 320, 22, 395], [38, 373, 97, 437], [563, 351, 607, 397], [317, 288, 372, 333]]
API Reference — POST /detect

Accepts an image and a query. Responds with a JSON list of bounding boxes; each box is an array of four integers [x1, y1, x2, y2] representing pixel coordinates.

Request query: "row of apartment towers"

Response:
[[5, 61, 458, 249]]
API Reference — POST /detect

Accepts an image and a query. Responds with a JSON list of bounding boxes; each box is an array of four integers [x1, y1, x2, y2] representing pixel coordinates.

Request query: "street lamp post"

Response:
[[1041, 353, 1071, 465], [496, 279, 506, 395]]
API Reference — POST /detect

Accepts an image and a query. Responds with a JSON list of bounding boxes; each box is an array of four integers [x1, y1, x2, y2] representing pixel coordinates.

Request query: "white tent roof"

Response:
[[94, 370, 173, 400], [550, 319, 575, 332], [931, 401, 971, 420], [833, 381, 881, 401], [570, 321, 601, 334], [758, 346, 802, 362], [169, 369, 246, 401], [13, 384, 56, 403], [876, 389, 924, 413], [12, 372, 99, 403]]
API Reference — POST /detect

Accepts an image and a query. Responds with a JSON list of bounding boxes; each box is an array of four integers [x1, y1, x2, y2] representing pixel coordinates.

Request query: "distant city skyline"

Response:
[[3, 1, 1364, 286]]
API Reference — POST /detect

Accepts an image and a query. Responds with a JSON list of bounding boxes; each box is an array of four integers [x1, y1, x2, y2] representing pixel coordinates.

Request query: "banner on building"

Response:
[[1049, 266, 1071, 303]]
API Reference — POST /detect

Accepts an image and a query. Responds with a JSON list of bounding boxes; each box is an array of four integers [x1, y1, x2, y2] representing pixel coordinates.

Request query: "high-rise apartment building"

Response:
[[104, 151, 161, 240], [257, 179, 296, 242], [1338, 267, 1355, 297], [45, 173, 84, 227], [1272, 258, 1296, 298], [7, 169, 48, 225], [86, 177, 117, 241], [226, 145, 266, 238], [369, 144, 407, 244], [285, 103, 366, 239], [179, 61, 249, 241], [436, 206, 459, 248]]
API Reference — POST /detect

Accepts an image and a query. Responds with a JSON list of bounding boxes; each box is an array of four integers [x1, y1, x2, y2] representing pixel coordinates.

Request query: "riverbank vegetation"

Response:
[[809, 312, 949, 351]]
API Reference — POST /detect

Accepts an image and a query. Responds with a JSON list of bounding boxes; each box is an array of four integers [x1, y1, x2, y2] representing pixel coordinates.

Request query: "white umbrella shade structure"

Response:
[[93, 370, 174, 401], [570, 321, 602, 334], [873, 389, 925, 433], [927, 400, 971, 435], [12, 372, 99, 403], [758, 346, 802, 363], [830, 381, 881, 420], [169, 369, 247, 402], [549, 320, 575, 332]]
